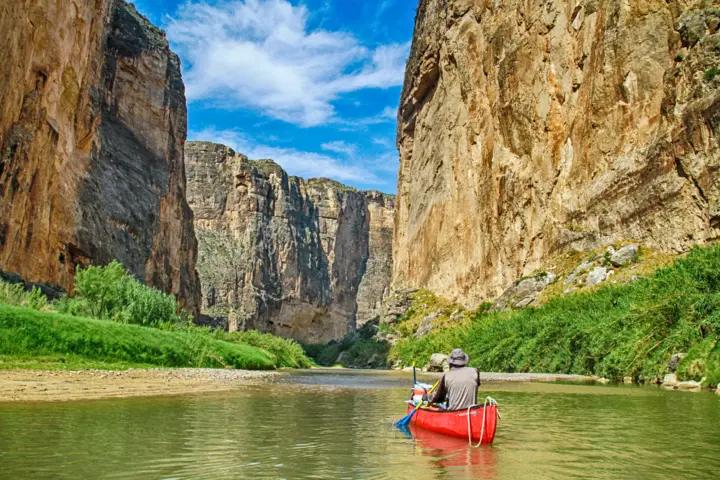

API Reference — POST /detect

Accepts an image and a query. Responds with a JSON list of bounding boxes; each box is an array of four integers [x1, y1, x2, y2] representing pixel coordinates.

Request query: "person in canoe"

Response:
[[424, 348, 481, 410]]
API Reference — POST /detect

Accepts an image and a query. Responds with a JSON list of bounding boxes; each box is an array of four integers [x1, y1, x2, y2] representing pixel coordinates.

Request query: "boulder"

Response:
[[610, 245, 639, 267], [575, 262, 594, 275], [674, 378, 705, 392], [335, 351, 348, 365], [586, 267, 608, 287], [495, 273, 557, 310], [623, 376, 634, 384], [667, 353, 687, 373], [662, 373, 679, 387], [716, 384, 720, 396], [375, 332, 399, 346], [414, 312, 440, 338], [381, 290, 416, 324], [426, 353, 449, 373], [676, 11, 707, 47]]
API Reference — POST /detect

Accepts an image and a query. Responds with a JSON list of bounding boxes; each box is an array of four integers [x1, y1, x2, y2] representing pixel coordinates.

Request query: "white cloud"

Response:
[[335, 105, 398, 130], [168, 0, 409, 127], [321, 141, 357, 158], [380, 106, 397, 120], [189, 128, 379, 184], [372, 137, 394, 149]]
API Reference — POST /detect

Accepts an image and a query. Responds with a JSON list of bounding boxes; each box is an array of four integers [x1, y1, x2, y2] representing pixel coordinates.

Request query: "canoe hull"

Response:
[[407, 404, 498, 444]]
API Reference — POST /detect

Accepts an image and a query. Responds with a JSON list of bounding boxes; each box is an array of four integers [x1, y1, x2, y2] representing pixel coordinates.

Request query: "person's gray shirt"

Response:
[[429, 366, 481, 410]]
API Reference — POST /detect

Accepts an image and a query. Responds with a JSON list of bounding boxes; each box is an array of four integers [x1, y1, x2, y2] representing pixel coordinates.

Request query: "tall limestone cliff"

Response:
[[185, 142, 395, 343], [0, 0, 200, 314], [395, 0, 720, 306]]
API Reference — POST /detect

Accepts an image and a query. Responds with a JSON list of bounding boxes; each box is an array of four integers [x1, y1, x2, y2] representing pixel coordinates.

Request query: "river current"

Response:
[[1, 369, 718, 479]]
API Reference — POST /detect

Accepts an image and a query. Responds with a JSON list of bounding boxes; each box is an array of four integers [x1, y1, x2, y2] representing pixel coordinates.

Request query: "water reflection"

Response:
[[409, 425, 498, 477]]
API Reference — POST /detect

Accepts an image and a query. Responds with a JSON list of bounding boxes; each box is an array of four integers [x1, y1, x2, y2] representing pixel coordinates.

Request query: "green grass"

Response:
[[0, 305, 276, 370], [0, 354, 154, 371], [391, 244, 720, 386], [0, 262, 313, 370]]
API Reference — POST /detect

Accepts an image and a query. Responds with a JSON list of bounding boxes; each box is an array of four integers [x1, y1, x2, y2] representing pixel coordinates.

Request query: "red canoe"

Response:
[[406, 402, 498, 444]]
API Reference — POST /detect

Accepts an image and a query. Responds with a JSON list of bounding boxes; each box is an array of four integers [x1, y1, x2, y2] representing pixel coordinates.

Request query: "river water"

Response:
[[1, 369, 718, 479]]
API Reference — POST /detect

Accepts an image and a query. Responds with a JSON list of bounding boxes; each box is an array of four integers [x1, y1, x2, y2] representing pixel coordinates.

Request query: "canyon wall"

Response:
[[185, 142, 395, 343], [395, 0, 720, 306], [0, 0, 200, 314]]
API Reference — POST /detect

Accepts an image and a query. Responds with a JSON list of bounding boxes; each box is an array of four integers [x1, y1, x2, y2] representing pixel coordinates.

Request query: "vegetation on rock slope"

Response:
[[302, 320, 390, 368], [0, 263, 311, 370], [390, 244, 720, 386]]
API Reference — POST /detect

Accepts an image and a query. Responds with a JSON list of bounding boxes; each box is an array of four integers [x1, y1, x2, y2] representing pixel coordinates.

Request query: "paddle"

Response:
[[395, 379, 439, 428]]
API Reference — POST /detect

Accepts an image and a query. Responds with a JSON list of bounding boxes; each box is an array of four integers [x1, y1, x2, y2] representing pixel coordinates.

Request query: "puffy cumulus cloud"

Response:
[[189, 128, 381, 184], [168, 0, 409, 127]]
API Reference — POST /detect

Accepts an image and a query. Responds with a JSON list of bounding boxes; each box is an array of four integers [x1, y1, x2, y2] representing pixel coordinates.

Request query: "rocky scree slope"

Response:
[[185, 142, 395, 343], [0, 0, 200, 314], [395, 0, 720, 308]]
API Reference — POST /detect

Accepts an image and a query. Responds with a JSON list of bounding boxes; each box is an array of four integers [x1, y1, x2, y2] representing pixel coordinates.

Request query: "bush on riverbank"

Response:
[[161, 325, 312, 369], [0, 305, 276, 370], [390, 244, 720, 385], [55, 261, 185, 327]]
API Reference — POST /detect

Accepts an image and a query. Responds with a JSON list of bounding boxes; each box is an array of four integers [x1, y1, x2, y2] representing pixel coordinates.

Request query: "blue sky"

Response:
[[131, 0, 417, 193]]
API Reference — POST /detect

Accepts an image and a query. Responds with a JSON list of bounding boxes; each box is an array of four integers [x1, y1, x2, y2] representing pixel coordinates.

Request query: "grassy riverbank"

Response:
[[390, 244, 720, 385], [0, 305, 277, 370], [0, 262, 312, 370]]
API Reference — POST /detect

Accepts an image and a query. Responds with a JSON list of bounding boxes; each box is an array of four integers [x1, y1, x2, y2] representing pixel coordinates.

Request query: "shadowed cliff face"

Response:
[[395, 0, 720, 307], [185, 142, 395, 343], [0, 0, 200, 315]]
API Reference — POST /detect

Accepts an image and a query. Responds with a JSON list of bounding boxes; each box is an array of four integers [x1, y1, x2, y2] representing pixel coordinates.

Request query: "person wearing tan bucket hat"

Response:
[[425, 348, 481, 410]]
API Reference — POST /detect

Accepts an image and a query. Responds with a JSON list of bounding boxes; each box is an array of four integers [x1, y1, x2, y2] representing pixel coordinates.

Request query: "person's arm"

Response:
[[427, 375, 446, 404]]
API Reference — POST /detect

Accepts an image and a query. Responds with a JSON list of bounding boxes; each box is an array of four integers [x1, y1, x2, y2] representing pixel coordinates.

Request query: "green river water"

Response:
[[1, 369, 719, 479]]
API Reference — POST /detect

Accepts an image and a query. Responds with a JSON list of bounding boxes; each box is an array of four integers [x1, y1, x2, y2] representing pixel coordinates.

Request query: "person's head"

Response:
[[448, 348, 469, 368]]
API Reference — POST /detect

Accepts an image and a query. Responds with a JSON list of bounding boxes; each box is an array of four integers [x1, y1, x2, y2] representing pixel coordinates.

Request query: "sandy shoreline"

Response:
[[0, 368, 280, 403], [0, 368, 602, 403]]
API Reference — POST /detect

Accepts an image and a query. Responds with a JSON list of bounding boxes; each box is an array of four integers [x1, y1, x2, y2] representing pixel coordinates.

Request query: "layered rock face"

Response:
[[395, 0, 720, 306], [0, 0, 200, 314], [185, 142, 395, 343]]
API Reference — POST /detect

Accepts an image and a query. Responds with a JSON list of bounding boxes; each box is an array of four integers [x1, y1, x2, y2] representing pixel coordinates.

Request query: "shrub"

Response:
[[225, 330, 312, 368], [159, 324, 313, 369], [704, 67, 720, 81], [59, 261, 184, 327], [0, 283, 49, 310]]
